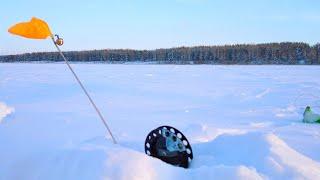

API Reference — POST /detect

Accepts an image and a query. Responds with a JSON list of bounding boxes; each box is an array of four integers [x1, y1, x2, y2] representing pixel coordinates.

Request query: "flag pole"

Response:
[[51, 37, 117, 144]]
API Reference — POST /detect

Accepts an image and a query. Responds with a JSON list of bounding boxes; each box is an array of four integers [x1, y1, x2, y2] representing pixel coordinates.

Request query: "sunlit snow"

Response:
[[0, 64, 320, 179]]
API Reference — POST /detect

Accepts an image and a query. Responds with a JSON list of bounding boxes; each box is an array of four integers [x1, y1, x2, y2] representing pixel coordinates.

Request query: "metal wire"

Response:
[[51, 37, 117, 144]]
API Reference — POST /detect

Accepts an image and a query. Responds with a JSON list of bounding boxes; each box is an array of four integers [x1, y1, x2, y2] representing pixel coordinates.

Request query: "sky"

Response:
[[1, 0, 320, 55]]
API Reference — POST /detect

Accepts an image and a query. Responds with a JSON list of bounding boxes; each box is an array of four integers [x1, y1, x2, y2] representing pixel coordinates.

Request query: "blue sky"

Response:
[[1, 0, 320, 55]]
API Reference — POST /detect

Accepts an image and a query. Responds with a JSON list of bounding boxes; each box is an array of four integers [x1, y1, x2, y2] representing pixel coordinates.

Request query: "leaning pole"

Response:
[[8, 17, 117, 144]]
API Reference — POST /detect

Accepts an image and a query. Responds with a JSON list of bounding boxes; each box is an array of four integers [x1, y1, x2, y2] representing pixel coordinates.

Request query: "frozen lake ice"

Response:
[[1, 63, 320, 179]]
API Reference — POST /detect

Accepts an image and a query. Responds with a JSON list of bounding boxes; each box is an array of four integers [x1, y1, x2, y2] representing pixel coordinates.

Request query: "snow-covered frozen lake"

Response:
[[1, 64, 320, 179]]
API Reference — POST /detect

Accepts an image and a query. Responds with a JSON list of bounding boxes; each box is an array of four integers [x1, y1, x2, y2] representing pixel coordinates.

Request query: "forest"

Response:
[[1, 42, 319, 64]]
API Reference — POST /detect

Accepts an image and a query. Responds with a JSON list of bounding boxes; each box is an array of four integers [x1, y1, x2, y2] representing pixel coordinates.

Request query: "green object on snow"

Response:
[[303, 106, 320, 123]]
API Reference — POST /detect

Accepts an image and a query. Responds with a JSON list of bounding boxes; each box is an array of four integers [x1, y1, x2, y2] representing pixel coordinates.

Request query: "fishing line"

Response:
[[291, 91, 320, 110]]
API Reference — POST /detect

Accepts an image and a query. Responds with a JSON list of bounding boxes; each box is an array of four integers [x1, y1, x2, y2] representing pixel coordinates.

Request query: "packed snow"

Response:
[[0, 64, 320, 180]]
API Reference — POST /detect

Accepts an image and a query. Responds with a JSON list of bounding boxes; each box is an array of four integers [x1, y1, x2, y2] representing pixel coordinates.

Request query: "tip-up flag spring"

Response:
[[8, 17, 117, 144]]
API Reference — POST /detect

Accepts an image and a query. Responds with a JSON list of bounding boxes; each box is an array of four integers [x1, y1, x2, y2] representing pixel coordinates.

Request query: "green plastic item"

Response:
[[303, 106, 320, 123]]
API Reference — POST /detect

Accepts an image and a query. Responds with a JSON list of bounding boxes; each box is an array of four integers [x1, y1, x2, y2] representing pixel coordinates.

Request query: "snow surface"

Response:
[[0, 64, 320, 180], [0, 102, 14, 123]]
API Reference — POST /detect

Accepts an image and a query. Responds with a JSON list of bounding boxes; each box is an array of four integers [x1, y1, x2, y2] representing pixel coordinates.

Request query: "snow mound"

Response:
[[7, 132, 318, 179], [194, 132, 320, 179], [3, 137, 264, 180], [0, 102, 14, 123], [267, 134, 320, 179], [185, 123, 247, 143]]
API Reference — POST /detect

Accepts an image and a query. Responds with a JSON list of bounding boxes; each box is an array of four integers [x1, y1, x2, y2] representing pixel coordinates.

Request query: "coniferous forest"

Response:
[[1, 42, 320, 64]]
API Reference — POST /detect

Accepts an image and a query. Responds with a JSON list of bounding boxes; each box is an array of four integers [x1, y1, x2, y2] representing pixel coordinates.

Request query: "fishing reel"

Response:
[[54, 34, 64, 46], [145, 125, 193, 168]]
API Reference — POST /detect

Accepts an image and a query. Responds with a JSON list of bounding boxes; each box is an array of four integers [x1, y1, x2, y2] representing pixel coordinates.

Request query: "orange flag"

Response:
[[8, 17, 53, 39]]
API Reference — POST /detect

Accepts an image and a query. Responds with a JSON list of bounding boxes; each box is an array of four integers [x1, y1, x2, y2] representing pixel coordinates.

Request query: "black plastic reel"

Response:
[[144, 125, 193, 168]]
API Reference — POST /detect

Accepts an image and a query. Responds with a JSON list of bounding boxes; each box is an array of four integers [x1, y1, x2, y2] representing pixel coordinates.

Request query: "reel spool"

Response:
[[54, 34, 64, 46], [144, 125, 193, 168]]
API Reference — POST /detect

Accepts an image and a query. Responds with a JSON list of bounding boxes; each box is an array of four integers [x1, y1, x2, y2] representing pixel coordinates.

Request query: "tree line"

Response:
[[1, 42, 319, 64]]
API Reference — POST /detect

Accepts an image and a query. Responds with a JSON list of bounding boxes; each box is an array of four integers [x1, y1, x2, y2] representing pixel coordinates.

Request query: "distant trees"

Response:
[[1, 42, 319, 64]]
